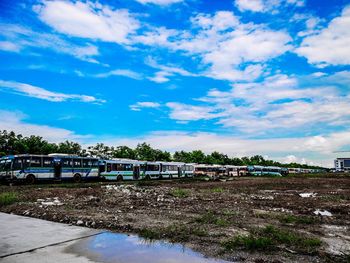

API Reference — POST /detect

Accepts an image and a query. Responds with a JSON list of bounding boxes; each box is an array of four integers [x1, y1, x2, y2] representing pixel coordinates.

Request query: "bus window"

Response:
[[13, 158, 22, 170], [83, 159, 91, 168], [124, 164, 133, 171], [62, 158, 72, 167], [43, 157, 53, 167], [147, 164, 159, 171], [73, 159, 82, 167], [30, 157, 42, 167], [107, 163, 112, 172]]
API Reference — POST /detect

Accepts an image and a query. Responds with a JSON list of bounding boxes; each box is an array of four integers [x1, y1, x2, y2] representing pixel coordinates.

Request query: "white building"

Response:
[[334, 158, 350, 172]]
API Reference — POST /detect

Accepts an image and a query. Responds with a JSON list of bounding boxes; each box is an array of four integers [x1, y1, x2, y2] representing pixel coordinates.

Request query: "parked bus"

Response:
[[99, 159, 141, 181], [181, 163, 195, 178], [0, 154, 99, 183], [159, 162, 182, 179], [224, 165, 249, 177], [140, 162, 161, 180], [247, 165, 284, 176], [194, 164, 226, 178]]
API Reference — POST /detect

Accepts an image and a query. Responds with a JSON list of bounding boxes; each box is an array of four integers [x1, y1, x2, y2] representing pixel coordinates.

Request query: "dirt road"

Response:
[[1, 175, 349, 262]]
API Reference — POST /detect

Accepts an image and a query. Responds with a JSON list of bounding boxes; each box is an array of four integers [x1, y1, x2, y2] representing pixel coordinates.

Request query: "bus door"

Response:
[[133, 165, 140, 180], [53, 158, 62, 179], [177, 166, 181, 178]]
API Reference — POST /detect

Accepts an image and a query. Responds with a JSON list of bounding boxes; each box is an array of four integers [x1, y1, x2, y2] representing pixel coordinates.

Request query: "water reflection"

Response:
[[73, 232, 232, 263]]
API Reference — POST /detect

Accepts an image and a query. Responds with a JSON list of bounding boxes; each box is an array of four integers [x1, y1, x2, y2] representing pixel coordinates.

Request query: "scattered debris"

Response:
[[314, 209, 332, 217], [299, 193, 317, 198], [37, 197, 63, 206]]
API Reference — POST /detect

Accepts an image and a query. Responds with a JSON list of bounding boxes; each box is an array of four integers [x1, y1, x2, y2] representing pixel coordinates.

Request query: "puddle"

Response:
[[67, 232, 233, 263]]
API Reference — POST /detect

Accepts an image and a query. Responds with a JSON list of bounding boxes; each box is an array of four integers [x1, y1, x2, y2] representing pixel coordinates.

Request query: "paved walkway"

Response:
[[0, 212, 103, 263]]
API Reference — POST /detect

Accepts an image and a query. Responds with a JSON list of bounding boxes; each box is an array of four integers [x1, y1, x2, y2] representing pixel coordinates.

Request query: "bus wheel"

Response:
[[73, 173, 82, 183], [117, 175, 123, 182], [145, 175, 151, 180], [26, 174, 35, 184]]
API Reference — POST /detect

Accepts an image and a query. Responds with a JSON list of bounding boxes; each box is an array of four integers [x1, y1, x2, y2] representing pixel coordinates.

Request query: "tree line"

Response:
[[0, 130, 324, 169]]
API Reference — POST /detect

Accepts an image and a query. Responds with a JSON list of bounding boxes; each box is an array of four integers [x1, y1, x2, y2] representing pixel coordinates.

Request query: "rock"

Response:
[[76, 220, 84, 225]]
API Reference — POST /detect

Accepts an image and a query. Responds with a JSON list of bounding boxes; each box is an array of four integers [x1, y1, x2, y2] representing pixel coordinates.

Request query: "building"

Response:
[[334, 158, 350, 172]]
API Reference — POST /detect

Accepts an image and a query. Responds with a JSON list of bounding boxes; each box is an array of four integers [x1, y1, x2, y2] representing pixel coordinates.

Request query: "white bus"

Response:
[[0, 154, 99, 183], [181, 163, 195, 178], [99, 159, 141, 181], [158, 162, 182, 179]]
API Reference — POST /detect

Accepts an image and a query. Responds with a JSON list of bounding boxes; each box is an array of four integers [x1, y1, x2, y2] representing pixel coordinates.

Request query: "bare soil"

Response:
[[1, 175, 349, 263]]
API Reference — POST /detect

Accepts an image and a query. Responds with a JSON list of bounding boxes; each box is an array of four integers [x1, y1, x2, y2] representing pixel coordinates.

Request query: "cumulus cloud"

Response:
[[35, 0, 140, 44], [129, 102, 161, 111], [296, 5, 350, 66], [0, 110, 88, 143], [94, 69, 142, 79], [0, 80, 105, 104], [134, 0, 183, 5], [235, 0, 305, 13], [0, 23, 100, 63], [161, 73, 350, 134]]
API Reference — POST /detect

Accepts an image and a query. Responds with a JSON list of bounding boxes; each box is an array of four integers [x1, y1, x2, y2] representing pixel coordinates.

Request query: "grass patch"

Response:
[[171, 188, 189, 198], [211, 187, 224, 193], [139, 224, 208, 242], [195, 211, 230, 227], [222, 225, 321, 254], [0, 192, 18, 206], [279, 215, 318, 225]]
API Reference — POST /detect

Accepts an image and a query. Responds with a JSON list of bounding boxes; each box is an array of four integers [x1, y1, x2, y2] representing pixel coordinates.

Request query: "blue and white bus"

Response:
[[247, 165, 288, 176], [0, 154, 99, 183], [99, 159, 141, 181]]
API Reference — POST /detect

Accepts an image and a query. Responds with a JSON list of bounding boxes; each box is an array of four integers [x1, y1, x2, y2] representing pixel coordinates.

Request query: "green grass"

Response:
[[171, 188, 189, 198], [211, 187, 224, 193], [139, 224, 208, 242], [279, 215, 318, 225], [0, 192, 18, 206], [222, 225, 321, 254], [195, 211, 230, 227]]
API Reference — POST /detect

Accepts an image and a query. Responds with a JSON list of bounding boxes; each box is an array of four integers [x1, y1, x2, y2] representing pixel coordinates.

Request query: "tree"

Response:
[[87, 143, 113, 159], [112, 146, 136, 159], [57, 141, 82, 155]]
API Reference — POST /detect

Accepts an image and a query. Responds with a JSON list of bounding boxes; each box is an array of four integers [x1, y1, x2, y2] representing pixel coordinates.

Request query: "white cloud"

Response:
[[161, 73, 350, 134], [235, 0, 305, 13], [130, 101, 161, 111], [36, 0, 140, 44], [235, 0, 265, 12], [173, 11, 292, 81], [0, 80, 105, 104], [145, 57, 198, 83], [94, 69, 142, 79], [0, 110, 88, 143], [134, 0, 183, 5], [296, 5, 350, 66], [0, 23, 100, 63]]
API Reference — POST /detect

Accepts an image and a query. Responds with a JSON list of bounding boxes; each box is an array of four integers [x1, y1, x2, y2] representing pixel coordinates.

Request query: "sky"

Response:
[[0, 0, 350, 167]]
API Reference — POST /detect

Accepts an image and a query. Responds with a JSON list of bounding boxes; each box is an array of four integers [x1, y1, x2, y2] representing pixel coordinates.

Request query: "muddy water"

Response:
[[68, 232, 233, 263]]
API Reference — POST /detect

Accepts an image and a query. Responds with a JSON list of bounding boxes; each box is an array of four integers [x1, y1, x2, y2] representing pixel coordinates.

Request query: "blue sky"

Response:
[[1, 0, 350, 167]]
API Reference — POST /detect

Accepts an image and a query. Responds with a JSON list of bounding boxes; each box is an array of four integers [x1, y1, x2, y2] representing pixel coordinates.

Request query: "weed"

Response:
[[0, 192, 18, 206], [171, 188, 189, 198], [211, 187, 224, 193], [279, 215, 317, 225], [195, 211, 230, 227], [222, 225, 321, 254]]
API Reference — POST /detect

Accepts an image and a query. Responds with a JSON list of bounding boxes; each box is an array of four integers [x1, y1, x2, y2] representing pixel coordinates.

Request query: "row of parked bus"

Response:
[[0, 154, 323, 184]]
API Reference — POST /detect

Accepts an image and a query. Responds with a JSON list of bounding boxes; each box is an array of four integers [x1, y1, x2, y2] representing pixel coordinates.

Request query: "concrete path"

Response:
[[0, 212, 103, 263]]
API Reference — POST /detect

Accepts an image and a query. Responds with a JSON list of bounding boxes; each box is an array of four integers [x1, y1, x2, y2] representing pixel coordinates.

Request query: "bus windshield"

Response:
[[0, 159, 12, 172]]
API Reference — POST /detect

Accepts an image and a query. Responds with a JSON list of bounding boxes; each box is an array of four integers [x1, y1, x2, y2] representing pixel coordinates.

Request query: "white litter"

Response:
[[299, 192, 317, 198], [314, 209, 332, 217]]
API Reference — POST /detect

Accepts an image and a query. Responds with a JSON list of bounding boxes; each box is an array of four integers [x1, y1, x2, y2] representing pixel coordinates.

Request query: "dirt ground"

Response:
[[1, 174, 349, 263]]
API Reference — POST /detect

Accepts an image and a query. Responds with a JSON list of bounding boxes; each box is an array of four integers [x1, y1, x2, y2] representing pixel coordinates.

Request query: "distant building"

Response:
[[334, 158, 350, 172]]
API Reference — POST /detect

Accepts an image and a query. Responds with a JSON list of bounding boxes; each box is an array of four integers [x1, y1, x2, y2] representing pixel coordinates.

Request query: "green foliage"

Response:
[[0, 192, 18, 206], [195, 211, 230, 227], [223, 225, 321, 253], [279, 215, 317, 225], [211, 187, 224, 193], [171, 188, 189, 198]]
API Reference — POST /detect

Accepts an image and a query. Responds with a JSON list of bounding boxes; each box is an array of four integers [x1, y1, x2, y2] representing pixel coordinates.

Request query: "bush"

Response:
[[0, 192, 18, 206]]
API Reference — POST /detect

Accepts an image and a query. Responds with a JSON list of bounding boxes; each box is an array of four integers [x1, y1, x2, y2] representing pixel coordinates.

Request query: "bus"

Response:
[[181, 163, 195, 178], [247, 165, 285, 176], [99, 159, 141, 181], [0, 154, 99, 183], [140, 161, 161, 180], [159, 162, 182, 179], [194, 164, 226, 178]]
